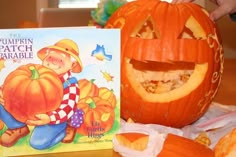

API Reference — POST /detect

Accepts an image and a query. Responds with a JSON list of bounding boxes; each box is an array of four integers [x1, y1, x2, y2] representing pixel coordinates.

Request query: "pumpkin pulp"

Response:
[[125, 58, 208, 103]]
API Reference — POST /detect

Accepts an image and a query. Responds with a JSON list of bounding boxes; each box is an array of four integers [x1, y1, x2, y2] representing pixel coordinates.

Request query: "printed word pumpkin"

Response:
[[105, 0, 223, 127], [77, 96, 115, 137], [3, 64, 63, 123]]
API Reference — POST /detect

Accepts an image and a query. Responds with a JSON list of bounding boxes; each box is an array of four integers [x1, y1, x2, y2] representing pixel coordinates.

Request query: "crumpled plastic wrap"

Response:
[[184, 102, 236, 148], [113, 102, 236, 157]]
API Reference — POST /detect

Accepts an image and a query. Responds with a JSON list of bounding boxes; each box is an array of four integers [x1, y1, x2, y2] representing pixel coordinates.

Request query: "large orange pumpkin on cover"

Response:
[[105, 0, 223, 127], [2, 64, 63, 123]]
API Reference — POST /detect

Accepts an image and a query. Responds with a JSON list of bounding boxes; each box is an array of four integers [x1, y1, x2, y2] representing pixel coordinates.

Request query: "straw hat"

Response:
[[38, 39, 82, 73]]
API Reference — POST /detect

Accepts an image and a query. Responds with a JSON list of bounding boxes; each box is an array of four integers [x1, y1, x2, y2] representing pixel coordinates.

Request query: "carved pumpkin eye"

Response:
[[131, 16, 160, 39], [131, 15, 206, 40], [179, 16, 206, 40]]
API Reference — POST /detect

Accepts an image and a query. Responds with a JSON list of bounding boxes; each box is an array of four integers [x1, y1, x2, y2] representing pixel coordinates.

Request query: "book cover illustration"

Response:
[[0, 28, 120, 156]]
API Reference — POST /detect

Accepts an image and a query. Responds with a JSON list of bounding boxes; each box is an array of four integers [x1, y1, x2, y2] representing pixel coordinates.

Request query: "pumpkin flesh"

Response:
[[126, 59, 208, 102]]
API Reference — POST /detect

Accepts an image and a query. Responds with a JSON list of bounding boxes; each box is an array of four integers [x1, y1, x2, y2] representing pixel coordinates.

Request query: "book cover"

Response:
[[0, 27, 120, 156]]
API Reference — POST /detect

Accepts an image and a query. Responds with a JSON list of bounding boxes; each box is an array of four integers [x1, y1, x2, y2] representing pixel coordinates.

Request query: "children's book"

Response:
[[0, 27, 120, 156]]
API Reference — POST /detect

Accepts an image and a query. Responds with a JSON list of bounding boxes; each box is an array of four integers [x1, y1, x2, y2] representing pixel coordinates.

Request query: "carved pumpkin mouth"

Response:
[[125, 58, 208, 103], [122, 14, 210, 103]]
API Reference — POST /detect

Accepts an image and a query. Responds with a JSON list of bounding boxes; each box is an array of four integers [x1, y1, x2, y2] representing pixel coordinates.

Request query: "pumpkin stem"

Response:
[[90, 79, 96, 83], [29, 66, 40, 79], [85, 98, 96, 109], [89, 102, 96, 109]]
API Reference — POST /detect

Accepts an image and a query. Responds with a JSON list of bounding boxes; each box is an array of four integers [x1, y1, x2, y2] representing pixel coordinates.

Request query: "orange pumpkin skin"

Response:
[[157, 134, 214, 157], [77, 96, 115, 136], [78, 79, 99, 99], [105, 0, 223, 127], [214, 128, 236, 157], [3, 64, 63, 123]]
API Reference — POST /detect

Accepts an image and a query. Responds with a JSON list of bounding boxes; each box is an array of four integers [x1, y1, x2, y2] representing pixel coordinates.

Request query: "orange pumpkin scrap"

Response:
[[2, 64, 63, 123], [114, 132, 214, 157], [157, 134, 214, 157], [105, 0, 223, 127], [78, 79, 99, 99], [214, 128, 236, 157], [77, 96, 115, 136], [115, 132, 149, 151]]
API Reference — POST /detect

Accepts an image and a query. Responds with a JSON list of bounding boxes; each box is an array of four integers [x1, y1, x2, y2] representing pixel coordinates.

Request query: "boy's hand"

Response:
[[26, 114, 50, 126], [0, 86, 4, 105]]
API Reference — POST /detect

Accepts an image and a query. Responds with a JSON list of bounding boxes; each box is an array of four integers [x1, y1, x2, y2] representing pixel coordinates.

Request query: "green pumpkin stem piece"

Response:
[[29, 66, 40, 79], [86, 98, 96, 109]]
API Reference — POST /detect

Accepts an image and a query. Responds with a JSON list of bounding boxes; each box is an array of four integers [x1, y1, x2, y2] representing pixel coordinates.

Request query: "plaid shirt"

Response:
[[47, 71, 79, 124]]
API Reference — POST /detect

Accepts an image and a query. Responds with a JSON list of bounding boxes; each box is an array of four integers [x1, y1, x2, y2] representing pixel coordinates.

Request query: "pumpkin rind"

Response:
[[115, 133, 149, 151], [214, 128, 236, 157], [2, 64, 63, 123], [157, 134, 214, 157], [105, 0, 223, 127]]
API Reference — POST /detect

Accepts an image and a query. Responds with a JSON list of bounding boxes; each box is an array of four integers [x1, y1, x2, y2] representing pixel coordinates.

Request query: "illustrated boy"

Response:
[[0, 39, 83, 149]]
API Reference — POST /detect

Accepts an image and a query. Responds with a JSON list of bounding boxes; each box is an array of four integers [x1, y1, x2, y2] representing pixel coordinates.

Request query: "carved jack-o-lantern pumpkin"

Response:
[[105, 0, 223, 127]]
